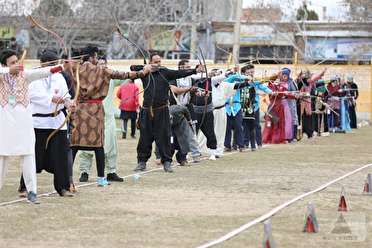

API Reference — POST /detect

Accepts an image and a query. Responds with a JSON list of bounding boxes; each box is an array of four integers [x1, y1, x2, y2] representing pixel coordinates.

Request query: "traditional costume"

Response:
[[313, 80, 329, 135], [224, 74, 249, 151], [241, 81, 272, 149], [198, 74, 237, 156], [326, 77, 342, 131], [263, 69, 298, 144], [133, 65, 198, 172], [346, 76, 358, 129], [297, 69, 326, 138], [0, 51, 63, 202], [68, 58, 148, 186], [78, 78, 124, 183]]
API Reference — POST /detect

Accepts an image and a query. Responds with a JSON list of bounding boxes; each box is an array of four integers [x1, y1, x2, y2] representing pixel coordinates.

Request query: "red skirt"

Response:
[[262, 103, 286, 144]]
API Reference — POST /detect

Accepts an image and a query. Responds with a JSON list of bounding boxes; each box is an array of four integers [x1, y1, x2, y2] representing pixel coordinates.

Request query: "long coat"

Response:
[[69, 62, 134, 147]]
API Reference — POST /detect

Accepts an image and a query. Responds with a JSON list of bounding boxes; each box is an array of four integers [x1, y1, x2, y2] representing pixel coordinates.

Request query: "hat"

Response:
[[316, 79, 325, 87], [40, 49, 59, 64], [347, 74, 353, 82], [281, 67, 291, 76]]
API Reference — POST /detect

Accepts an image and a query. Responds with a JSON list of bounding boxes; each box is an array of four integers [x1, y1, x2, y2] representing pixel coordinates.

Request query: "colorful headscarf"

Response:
[[281, 67, 291, 76]]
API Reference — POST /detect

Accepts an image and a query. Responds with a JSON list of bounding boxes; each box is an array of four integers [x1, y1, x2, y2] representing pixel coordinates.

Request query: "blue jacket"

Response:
[[224, 74, 248, 116], [252, 81, 272, 112]]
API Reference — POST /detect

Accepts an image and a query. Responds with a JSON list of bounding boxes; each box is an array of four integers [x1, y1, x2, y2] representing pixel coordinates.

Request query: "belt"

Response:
[[192, 103, 214, 113], [142, 104, 169, 119], [214, 104, 225, 110], [142, 104, 169, 111], [80, 99, 103, 104], [33, 110, 61, 117]]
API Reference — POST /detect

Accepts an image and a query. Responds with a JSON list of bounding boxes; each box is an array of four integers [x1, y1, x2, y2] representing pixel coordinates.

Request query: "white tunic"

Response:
[[198, 79, 237, 155], [29, 73, 70, 130], [0, 67, 56, 156]]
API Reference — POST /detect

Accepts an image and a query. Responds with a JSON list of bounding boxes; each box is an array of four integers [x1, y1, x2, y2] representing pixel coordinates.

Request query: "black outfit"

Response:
[[135, 67, 197, 164], [19, 129, 70, 196], [61, 70, 75, 183], [296, 78, 315, 138], [169, 105, 191, 163], [190, 77, 217, 150], [241, 87, 257, 149], [313, 82, 329, 134], [71, 146, 105, 177], [348, 82, 358, 129]]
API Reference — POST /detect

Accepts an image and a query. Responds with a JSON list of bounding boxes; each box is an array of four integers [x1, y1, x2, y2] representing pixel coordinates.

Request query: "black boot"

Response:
[[122, 132, 127, 139], [163, 161, 173, 173], [107, 173, 124, 182], [18, 175, 27, 198], [79, 172, 89, 182], [133, 162, 146, 172]]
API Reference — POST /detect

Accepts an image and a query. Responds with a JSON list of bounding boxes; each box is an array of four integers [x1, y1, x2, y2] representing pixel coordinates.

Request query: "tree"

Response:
[[296, 2, 319, 21], [30, 0, 79, 56], [0, 0, 233, 59], [341, 0, 372, 21]]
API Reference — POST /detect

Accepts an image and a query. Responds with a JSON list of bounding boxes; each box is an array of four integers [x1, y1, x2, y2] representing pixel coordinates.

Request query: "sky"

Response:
[[243, 0, 348, 21]]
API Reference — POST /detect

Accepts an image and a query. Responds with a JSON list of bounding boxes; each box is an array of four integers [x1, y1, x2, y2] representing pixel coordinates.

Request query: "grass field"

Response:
[[1, 126, 372, 248]]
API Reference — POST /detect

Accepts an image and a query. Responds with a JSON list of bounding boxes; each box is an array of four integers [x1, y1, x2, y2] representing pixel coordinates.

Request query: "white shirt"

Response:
[[176, 73, 227, 106], [213, 81, 236, 107], [176, 74, 200, 106], [29, 73, 70, 130]]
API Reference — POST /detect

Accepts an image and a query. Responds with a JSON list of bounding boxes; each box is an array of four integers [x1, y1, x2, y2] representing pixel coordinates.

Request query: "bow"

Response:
[[26, 15, 77, 148], [19, 49, 27, 64], [196, 45, 210, 129], [27, 14, 73, 85], [45, 62, 80, 149], [113, 14, 155, 103], [27, 15, 67, 55], [113, 15, 147, 64]]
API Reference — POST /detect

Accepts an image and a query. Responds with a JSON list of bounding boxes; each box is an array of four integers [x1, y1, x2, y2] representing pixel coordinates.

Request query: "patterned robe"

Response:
[[69, 62, 136, 147], [262, 81, 297, 144]]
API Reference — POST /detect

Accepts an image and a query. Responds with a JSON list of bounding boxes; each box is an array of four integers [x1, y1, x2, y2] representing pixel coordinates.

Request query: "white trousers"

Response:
[[0, 155, 37, 193], [198, 108, 227, 156]]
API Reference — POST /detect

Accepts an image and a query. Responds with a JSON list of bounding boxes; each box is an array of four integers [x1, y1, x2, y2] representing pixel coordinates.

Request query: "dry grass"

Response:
[[1, 126, 372, 248]]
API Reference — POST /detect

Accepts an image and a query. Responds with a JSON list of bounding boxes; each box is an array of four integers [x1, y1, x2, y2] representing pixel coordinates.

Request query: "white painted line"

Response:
[[0, 147, 269, 207], [196, 162, 372, 248], [0, 167, 163, 207]]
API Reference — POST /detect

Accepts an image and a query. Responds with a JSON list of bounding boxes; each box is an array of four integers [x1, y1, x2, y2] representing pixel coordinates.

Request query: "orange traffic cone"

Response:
[[338, 187, 348, 212], [363, 180, 370, 193], [363, 174, 372, 194], [262, 219, 276, 248], [305, 216, 315, 233], [264, 240, 272, 248], [303, 203, 319, 233]]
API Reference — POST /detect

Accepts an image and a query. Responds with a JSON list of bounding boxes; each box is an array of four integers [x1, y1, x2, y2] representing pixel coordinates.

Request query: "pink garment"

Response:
[[300, 71, 324, 116], [282, 99, 293, 140], [263, 81, 296, 144], [117, 83, 139, 112], [279, 81, 293, 139]]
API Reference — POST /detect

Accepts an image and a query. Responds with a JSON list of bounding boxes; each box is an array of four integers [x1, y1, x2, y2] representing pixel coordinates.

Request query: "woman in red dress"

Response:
[[263, 68, 299, 144]]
